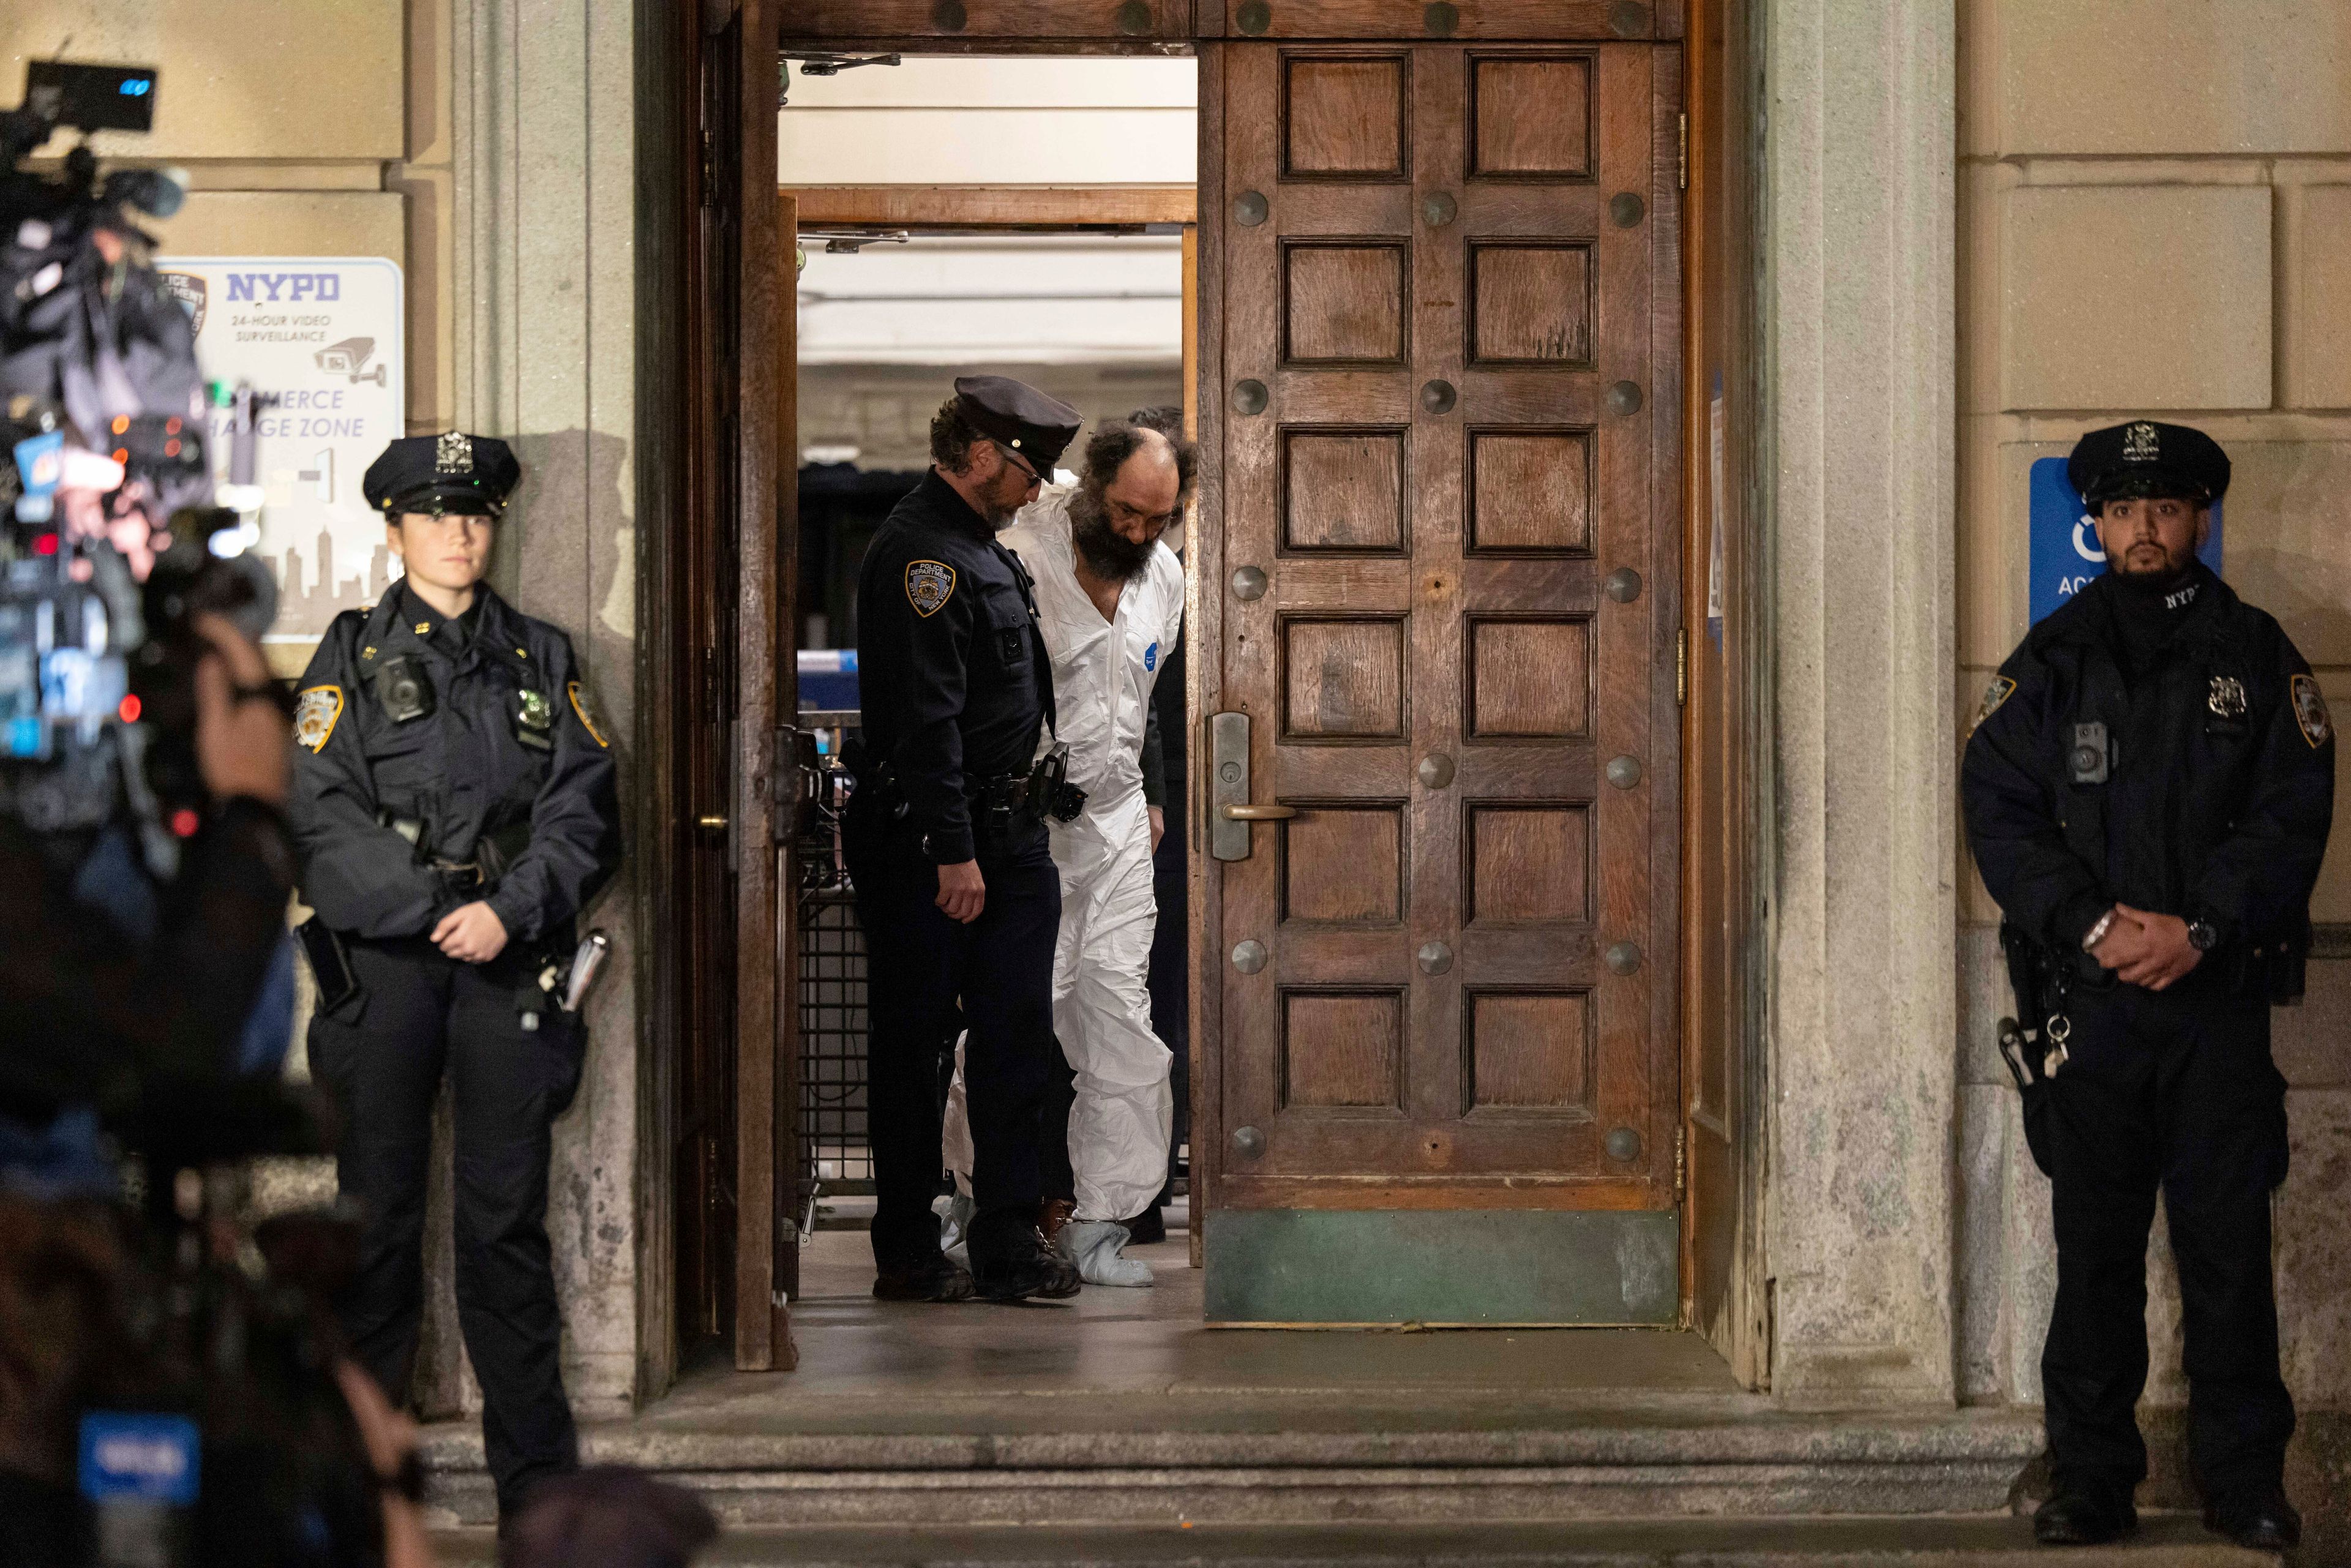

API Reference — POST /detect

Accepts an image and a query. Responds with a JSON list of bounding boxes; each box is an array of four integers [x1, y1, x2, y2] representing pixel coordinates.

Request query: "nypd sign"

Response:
[[2027, 456, 2223, 626], [154, 255, 405, 641]]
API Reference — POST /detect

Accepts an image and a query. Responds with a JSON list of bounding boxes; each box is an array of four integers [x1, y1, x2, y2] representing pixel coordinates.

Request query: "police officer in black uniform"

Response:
[[289, 433, 621, 1520], [846, 376, 1086, 1304], [1963, 421, 2333, 1551]]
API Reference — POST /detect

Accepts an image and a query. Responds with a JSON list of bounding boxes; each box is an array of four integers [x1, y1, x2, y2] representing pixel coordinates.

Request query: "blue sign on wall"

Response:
[[2028, 457, 2222, 625]]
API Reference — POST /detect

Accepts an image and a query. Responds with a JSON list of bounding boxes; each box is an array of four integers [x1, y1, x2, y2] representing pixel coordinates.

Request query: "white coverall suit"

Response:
[[943, 486, 1184, 1240]]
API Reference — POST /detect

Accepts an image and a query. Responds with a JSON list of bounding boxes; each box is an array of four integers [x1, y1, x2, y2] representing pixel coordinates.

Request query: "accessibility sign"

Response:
[[2028, 456, 2222, 626]]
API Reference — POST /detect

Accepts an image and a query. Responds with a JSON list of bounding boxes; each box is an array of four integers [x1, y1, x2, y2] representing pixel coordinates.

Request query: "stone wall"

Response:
[[1953, 0, 2351, 1449]]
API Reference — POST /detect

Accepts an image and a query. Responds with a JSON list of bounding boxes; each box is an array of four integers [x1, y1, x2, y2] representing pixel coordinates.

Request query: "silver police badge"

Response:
[[437, 430, 473, 474], [2292, 673, 2333, 749], [2207, 675, 2248, 721], [2123, 421, 2160, 463], [293, 685, 343, 753], [904, 558, 956, 618]]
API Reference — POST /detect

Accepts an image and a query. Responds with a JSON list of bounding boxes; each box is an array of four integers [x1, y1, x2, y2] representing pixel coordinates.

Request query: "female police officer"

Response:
[[288, 432, 620, 1521]]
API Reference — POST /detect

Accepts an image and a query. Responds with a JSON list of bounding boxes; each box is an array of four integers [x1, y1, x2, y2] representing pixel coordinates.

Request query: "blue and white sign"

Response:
[[2029, 457, 2222, 626], [154, 255, 407, 643], [79, 1412, 200, 1505]]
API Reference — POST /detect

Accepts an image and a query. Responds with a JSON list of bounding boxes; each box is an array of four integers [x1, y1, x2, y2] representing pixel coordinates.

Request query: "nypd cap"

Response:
[[2068, 420, 2230, 509], [363, 432, 522, 519], [951, 375, 1082, 472]]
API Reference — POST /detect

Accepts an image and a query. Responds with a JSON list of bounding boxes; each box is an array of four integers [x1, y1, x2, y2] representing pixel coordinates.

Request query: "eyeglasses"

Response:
[[991, 440, 1042, 489]]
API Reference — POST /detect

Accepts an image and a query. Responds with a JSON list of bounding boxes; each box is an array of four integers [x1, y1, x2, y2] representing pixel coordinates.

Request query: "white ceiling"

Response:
[[798, 234, 1182, 366]]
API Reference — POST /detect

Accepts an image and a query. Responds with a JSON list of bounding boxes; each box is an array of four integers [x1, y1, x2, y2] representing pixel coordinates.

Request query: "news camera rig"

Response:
[[1, 61, 277, 879]]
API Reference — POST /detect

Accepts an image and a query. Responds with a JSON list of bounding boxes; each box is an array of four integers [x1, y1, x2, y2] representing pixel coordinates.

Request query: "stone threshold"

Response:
[[418, 1405, 2048, 1528], [428, 1513, 2278, 1566]]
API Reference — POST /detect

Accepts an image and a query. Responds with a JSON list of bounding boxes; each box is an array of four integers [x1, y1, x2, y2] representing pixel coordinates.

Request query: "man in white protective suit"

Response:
[[943, 417, 1190, 1286]]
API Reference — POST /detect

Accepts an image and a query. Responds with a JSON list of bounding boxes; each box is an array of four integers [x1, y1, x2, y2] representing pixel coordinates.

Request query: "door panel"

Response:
[[1204, 40, 1681, 1320]]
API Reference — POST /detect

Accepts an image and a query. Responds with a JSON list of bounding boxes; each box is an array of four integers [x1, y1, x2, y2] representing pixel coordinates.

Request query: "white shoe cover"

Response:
[[1057, 1219, 1153, 1288], [939, 1192, 975, 1253]]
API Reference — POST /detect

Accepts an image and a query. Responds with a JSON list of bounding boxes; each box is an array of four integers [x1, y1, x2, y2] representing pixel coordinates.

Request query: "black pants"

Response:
[[307, 937, 583, 1517], [843, 809, 1063, 1272], [1144, 805, 1188, 1208], [2042, 975, 2293, 1504]]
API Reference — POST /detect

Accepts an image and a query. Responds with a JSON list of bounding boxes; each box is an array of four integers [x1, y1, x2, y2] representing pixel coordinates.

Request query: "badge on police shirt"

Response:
[[905, 559, 956, 618], [514, 688, 555, 752], [2292, 674, 2333, 749], [293, 685, 343, 752], [2207, 675, 2248, 721], [1970, 675, 2016, 735]]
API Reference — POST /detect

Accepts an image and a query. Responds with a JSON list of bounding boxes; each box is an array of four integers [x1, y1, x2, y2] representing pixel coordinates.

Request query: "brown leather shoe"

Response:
[[1038, 1197, 1076, 1244]]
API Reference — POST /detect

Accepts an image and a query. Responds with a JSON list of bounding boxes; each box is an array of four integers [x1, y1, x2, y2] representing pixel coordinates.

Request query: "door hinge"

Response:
[[1674, 1124, 1687, 1202], [700, 128, 717, 209], [1678, 112, 1689, 191], [1676, 627, 1688, 708]]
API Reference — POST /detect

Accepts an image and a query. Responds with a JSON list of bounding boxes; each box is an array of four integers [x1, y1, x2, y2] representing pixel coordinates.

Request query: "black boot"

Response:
[[1120, 1206, 1167, 1246], [872, 1251, 975, 1302], [2203, 1488, 2300, 1550], [967, 1209, 1081, 1302], [2033, 1490, 2136, 1546]]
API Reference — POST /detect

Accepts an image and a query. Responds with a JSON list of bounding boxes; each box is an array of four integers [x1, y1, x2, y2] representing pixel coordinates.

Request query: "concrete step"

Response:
[[418, 1411, 2049, 1529], [429, 1513, 2278, 1566]]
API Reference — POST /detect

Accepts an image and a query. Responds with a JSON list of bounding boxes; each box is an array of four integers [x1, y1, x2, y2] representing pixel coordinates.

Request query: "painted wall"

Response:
[[1953, 0, 2351, 1462]]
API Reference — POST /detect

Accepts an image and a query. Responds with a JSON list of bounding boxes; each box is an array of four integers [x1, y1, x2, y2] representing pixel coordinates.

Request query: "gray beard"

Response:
[[1068, 488, 1154, 583]]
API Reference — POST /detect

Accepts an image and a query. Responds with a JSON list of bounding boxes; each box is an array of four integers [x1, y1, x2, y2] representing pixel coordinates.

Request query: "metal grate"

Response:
[[798, 885, 872, 1195]]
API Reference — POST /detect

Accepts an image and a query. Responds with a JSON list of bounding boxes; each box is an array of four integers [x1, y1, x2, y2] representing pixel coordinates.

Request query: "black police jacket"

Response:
[[1962, 565, 2334, 983], [289, 581, 620, 944], [853, 470, 1053, 865]]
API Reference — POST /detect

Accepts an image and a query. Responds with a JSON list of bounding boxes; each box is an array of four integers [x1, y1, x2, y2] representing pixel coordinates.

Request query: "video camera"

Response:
[[1, 62, 276, 879]]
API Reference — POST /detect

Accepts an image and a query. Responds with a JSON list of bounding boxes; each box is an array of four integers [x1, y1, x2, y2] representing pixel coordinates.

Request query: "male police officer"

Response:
[[1962, 422, 2332, 1551], [290, 433, 621, 1520], [845, 377, 1085, 1304]]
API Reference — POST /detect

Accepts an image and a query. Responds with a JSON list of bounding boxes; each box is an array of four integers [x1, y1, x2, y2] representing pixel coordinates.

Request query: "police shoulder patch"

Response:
[[293, 685, 343, 752], [905, 559, 956, 618], [568, 680, 610, 748], [1970, 675, 2017, 735], [2292, 673, 2332, 749]]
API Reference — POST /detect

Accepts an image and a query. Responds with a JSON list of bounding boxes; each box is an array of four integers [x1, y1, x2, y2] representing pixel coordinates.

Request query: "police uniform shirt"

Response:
[[855, 468, 1054, 865], [289, 578, 621, 942], [1963, 563, 2334, 965]]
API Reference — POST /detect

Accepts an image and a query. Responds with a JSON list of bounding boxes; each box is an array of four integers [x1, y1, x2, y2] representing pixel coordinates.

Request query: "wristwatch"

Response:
[[2186, 917, 2220, 952]]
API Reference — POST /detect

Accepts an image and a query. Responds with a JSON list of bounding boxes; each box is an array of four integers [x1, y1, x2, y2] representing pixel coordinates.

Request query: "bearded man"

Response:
[[988, 419, 1190, 1286]]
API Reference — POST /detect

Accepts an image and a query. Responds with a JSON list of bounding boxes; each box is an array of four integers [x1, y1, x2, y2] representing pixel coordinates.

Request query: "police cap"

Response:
[[951, 375, 1082, 472], [2068, 420, 2230, 509], [362, 432, 522, 519]]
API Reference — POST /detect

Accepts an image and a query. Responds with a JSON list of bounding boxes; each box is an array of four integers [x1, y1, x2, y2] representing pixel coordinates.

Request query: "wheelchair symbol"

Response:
[[2072, 515, 2102, 563]]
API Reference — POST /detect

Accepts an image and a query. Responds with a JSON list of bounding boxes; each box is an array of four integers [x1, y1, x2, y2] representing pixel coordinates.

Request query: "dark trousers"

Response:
[[843, 810, 1063, 1272], [1144, 806, 1188, 1207], [307, 937, 583, 1517], [2042, 975, 2293, 1504]]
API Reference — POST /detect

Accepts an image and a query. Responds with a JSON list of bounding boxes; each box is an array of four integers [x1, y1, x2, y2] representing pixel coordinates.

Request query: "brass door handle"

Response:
[[696, 814, 728, 830], [1220, 803, 1297, 821]]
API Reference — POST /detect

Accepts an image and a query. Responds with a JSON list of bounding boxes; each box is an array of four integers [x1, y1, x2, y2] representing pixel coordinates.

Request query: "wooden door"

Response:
[[673, 0, 793, 1373], [1198, 40, 1683, 1324]]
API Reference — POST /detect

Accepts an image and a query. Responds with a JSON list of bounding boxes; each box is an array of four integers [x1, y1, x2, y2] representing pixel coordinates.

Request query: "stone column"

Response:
[[441, 0, 644, 1420], [1760, 0, 1960, 1407]]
